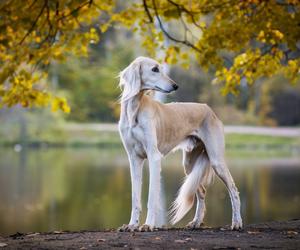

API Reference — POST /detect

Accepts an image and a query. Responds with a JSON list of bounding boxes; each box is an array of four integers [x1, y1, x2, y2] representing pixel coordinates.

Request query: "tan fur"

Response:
[[139, 95, 211, 155], [118, 57, 243, 232]]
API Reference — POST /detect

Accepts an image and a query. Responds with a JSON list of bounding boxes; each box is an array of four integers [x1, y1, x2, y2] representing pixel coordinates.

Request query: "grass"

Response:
[[0, 123, 299, 157], [226, 134, 300, 157], [226, 134, 299, 146]]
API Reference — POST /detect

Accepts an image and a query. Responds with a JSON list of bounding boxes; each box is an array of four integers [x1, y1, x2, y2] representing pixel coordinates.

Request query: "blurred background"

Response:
[[0, 1, 300, 236]]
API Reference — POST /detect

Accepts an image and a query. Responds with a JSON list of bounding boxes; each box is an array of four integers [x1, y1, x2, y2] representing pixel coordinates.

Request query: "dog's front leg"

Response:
[[140, 153, 162, 232], [119, 154, 144, 232]]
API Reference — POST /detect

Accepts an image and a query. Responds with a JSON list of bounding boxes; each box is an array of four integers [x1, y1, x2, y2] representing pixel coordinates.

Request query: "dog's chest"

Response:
[[120, 124, 147, 157]]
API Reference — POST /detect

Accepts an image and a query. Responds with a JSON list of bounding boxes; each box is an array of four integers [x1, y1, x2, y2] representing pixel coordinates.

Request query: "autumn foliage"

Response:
[[0, 0, 299, 111], [0, 0, 109, 111]]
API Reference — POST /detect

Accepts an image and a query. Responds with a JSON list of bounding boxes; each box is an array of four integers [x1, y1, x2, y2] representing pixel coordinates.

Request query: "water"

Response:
[[0, 147, 299, 235]]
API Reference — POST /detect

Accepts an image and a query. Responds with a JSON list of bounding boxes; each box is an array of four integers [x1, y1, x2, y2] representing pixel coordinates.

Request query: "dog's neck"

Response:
[[120, 92, 144, 128]]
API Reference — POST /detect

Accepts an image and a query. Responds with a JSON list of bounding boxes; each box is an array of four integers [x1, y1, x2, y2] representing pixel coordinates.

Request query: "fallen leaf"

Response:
[[184, 237, 192, 241], [213, 247, 240, 250], [247, 231, 260, 235], [155, 237, 161, 240], [79, 247, 87, 250], [53, 231, 63, 234], [27, 233, 40, 237], [175, 239, 186, 243], [0, 243, 7, 248], [287, 231, 298, 235], [97, 239, 106, 242]]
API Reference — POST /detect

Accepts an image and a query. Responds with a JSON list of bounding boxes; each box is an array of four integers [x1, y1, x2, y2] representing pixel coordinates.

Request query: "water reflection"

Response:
[[0, 147, 299, 235]]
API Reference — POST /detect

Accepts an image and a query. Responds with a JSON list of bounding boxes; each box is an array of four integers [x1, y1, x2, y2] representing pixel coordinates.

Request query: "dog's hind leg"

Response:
[[199, 114, 243, 230], [169, 146, 207, 227], [182, 148, 210, 229], [186, 186, 206, 229]]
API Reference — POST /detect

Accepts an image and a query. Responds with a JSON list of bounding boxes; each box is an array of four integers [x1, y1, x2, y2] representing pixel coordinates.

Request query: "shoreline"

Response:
[[1, 219, 299, 249]]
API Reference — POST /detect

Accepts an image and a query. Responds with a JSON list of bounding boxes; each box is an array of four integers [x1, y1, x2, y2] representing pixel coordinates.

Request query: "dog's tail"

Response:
[[169, 152, 214, 225]]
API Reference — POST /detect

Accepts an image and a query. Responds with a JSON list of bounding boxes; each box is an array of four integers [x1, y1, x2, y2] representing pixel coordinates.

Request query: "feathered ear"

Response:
[[119, 61, 141, 102]]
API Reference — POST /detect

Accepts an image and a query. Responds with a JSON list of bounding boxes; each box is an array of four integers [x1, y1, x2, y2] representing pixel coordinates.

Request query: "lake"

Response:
[[0, 146, 299, 235]]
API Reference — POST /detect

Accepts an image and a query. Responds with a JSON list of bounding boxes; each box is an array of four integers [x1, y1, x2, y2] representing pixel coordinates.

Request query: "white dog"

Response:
[[118, 57, 242, 232]]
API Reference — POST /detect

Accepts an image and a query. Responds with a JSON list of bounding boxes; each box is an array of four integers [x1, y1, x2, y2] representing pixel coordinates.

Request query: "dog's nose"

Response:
[[173, 84, 179, 90]]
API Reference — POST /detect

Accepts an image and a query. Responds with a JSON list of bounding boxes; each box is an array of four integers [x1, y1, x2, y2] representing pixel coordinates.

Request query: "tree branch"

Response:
[[166, 0, 203, 30], [19, 0, 48, 44], [151, 0, 201, 53], [57, 0, 92, 21], [143, 0, 153, 23]]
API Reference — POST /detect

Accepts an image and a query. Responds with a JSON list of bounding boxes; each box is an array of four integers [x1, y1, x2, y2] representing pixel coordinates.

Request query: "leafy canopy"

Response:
[[114, 0, 299, 95], [0, 0, 112, 112], [0, 0, 299, 111]]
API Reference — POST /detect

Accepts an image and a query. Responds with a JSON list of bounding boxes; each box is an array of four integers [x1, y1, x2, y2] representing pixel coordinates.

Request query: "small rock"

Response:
[[97, 238, 106, 242], [0, 243, 7, 248]]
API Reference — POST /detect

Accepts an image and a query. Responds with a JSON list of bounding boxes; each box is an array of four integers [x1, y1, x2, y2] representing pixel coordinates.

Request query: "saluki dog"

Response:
[[118, 56, 243, 232]]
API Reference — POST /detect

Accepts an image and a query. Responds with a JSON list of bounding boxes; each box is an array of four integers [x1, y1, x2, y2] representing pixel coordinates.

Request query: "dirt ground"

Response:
[[0, 220, 299, 249]]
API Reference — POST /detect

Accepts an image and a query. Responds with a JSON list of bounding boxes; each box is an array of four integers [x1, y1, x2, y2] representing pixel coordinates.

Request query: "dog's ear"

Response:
[[119, 61, 141, 102]]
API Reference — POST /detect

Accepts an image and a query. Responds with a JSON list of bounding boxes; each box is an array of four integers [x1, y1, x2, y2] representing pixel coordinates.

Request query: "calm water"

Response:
[[0, 147, 299, 235]]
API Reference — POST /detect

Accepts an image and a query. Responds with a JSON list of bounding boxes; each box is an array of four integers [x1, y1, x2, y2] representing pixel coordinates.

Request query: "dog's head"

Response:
[[119, 57, 178, 101]]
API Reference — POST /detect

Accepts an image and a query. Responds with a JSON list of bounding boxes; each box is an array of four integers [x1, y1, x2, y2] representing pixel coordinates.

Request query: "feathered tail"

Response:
[[169, 152, 214, 225]]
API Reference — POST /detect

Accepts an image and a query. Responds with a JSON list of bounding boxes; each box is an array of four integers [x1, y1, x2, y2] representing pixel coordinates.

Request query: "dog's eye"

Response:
[[152, 66, 159, 73]]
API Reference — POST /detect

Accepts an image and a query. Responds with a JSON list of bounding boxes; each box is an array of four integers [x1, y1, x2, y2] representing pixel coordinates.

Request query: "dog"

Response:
[[118, 56, 242, 232]]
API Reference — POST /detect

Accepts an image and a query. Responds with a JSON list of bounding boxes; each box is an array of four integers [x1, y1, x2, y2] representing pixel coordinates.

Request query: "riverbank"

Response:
[[1, 219, 299, 249], [0, 124, 299, 156]]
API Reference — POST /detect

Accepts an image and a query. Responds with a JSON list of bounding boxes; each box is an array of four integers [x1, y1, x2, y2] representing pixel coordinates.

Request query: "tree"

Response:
[[0, 0, 112, 111], [54, 44, 134, 122], [112, 0, 299, 95], [259, 76, 300, 125], [0, 0, 299, 111]]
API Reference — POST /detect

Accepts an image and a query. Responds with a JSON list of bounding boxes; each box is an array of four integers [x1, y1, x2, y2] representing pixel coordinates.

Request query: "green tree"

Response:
[[54, 44, 133, 121], [259, 76, 300, 125]]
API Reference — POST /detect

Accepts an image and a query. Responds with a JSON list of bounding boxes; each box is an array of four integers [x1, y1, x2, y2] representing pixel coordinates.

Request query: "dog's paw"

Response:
[[139, 224, 154, 232], [231, 219, 243, 230], [185, 220, 202, 229], [118, 224, 139, 232]]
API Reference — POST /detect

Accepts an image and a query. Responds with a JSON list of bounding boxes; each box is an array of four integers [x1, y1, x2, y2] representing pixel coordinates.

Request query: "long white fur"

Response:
[[169, 152, 212, 224]]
